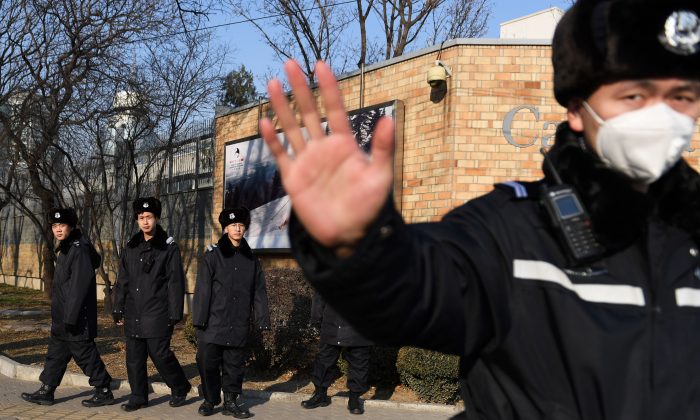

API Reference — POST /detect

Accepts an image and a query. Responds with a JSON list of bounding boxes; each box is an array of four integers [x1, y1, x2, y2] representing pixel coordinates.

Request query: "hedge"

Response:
[[185, 267, 460, 403], [396, 347, 460, 403], [184, 267, 317, 376]]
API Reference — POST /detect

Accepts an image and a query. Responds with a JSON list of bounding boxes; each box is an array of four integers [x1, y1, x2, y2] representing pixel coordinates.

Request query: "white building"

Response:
[[499, 7, 565, 39]]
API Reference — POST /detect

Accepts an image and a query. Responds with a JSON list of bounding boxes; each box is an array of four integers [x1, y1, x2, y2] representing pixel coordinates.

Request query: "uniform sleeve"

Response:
[[113, 250, 129, 315], [252, 259, 271, 330], [63, 246, 95, 325], [309, 291, 325, 325], [289, 196, 512, 358], [166, 244, 186, 322], [192, 253, 213, 328]]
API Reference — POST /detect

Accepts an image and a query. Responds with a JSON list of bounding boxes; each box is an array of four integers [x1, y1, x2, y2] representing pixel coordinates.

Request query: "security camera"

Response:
[[426, 60, 452, 88], [427, 65, 447, 87]]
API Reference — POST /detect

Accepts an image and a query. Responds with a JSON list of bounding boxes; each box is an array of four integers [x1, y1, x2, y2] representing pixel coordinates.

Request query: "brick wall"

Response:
[[214, 39, 700, 265]]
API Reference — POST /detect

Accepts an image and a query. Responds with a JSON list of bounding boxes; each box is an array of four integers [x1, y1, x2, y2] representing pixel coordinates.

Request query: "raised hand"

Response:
[[260, 60, 395, 253]]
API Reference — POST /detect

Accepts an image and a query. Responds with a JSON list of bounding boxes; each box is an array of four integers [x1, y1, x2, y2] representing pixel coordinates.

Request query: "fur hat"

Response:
[[133, 197, 162, 219], [219, 207, 250, 230], [48, 208, 77, 227], [552, 0, 700, 106]]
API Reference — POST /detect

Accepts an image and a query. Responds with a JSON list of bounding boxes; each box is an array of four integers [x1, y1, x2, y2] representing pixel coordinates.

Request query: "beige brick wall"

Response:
[[212, 40, 699, 264]]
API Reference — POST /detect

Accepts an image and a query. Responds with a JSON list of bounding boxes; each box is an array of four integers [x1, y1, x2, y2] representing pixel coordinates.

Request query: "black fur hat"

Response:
[[133, 197, 161, 219], [552, 0, 700, 106], [218, 207, 250, 230], [48, 208, 77, 227]]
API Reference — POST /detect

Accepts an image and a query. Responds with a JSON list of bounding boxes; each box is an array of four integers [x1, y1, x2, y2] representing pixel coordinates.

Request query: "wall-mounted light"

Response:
[[427, 60, 452, 88]]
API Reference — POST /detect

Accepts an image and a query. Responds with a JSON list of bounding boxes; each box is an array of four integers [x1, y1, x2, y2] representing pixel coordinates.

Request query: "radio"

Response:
[[540, 148, 606, 263]]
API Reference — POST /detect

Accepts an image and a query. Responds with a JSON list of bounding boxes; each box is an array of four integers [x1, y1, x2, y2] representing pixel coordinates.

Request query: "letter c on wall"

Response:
[[503, 105, 540, 148]]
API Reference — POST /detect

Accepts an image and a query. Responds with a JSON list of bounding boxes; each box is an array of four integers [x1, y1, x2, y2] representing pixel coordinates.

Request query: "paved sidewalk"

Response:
[[0, 355, 460, 419], [0, 376, 456, 419]]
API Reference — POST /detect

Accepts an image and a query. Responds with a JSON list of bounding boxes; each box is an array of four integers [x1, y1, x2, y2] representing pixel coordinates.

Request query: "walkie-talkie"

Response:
[[539, 148, 605, 263]]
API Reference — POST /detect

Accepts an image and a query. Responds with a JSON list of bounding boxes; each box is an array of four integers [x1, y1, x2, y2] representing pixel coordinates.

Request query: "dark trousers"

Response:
[[39, 336, 111, 388], [196, 342, 247, 405], [125, 336, 190, 404], [312, 343, 370, 393]]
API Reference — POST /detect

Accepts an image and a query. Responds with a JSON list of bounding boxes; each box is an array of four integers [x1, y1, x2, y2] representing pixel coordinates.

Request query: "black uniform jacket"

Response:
[[289, 124, 700, 420], [192, 236, 270, 347], [51, 229, 101, 341], [113, 225, 185, 338], [310, 292, 372, 347]]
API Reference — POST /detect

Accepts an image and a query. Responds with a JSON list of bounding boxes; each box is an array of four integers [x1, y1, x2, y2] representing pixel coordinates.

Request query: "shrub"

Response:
[[337, 346, 400, 388], [246, 267, 317, 376], [183, 315, 197, 349], [396, 347, 460, 404]]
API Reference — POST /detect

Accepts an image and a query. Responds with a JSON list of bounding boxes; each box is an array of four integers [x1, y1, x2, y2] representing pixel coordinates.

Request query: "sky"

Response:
[[208, 0, 572, 91]]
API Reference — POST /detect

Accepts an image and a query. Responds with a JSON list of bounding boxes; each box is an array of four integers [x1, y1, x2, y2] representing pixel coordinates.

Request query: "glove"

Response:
[[112, 312, 123, 324], [258, 325, 271, 332]]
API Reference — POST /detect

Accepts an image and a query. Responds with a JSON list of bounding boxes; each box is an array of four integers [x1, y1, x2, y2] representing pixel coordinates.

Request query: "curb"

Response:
[[0, 354, 460, 415]]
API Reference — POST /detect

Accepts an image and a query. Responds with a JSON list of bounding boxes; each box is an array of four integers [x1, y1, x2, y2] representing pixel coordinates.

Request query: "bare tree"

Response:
[[48, 26, 223, 311], [228, 0, 354, 83], [225, 0, 492, 82], [427, 0, 490, 45], [375, 0, 490, 58], [0, 0, 200, 297]]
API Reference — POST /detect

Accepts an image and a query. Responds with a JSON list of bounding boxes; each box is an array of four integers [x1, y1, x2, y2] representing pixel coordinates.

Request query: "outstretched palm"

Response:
[[260, 61, 395, 250]]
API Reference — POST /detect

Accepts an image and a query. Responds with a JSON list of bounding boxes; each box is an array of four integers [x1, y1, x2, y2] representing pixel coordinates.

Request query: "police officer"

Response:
[[21, 208, 114, 407], [260, 0, 700, 418], [113, 197, 192, 411], [192, 207, 270, 418], [302, 292, 372, 415]]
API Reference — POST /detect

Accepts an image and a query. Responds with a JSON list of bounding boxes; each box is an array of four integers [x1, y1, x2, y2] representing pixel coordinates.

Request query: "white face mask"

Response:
[[582, 102, 695, 184]]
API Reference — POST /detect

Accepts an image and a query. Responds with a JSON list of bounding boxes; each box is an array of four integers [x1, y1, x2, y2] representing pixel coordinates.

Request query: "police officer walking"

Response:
[[192, 207, 270, 418], [21, 208, 114, 407], [302, 292, 372, 415], [113, 197, 191, 411], [260, 0, 700, 418]]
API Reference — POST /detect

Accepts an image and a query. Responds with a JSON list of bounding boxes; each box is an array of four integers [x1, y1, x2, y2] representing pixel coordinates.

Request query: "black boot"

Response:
[[198, 400, 215, 416], [348, 391, 364, 415], [81, 386, 115, 407], [222, 392, 252, 418], [301, 386, 331, 409], [21, 383, 55, 406], [121, 400, 148, 412], [170, 383, 192, 407]]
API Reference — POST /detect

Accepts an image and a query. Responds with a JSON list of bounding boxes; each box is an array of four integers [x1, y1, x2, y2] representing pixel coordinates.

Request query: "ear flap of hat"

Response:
[[553, 0, 700, 106]]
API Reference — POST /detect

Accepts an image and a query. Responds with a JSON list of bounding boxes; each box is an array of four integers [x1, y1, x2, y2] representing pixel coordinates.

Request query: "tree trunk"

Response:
[[99, 271, 114, 314], [41, 243, 54, 298]]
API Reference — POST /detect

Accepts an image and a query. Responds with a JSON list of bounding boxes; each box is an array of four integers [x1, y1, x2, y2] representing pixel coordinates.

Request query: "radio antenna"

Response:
[[540, 147, 563, 186]]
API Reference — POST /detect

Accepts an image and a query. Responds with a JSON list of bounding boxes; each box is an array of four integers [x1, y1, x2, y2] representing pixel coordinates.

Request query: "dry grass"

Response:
[[0, 284, 419, 402]]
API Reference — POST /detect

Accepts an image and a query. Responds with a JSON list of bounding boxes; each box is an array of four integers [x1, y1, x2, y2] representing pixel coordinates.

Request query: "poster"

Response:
[[223, 100, 403, 250]]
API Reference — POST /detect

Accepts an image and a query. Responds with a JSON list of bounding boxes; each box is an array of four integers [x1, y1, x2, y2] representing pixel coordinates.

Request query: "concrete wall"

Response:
[[499, 8, 564, 39]]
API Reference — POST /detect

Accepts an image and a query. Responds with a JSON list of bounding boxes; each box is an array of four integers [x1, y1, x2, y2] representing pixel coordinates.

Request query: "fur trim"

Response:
[[56, 228, 83, 255], [553, 0, 700, 105], [133, 197, 162, 219], [56, 229, 101, 268], [127, 225, 170, 250], [545, 123, 700, 250], [218, 207, 251, 230], [216, 234, 253, 259]]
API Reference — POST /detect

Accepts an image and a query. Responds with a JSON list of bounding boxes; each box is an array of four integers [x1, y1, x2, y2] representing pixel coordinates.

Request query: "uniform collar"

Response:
[[55, 229, 82, 254], [546, 123, 700, 250], [127, 224, 169, 250], [217, 234, 253, 258]]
